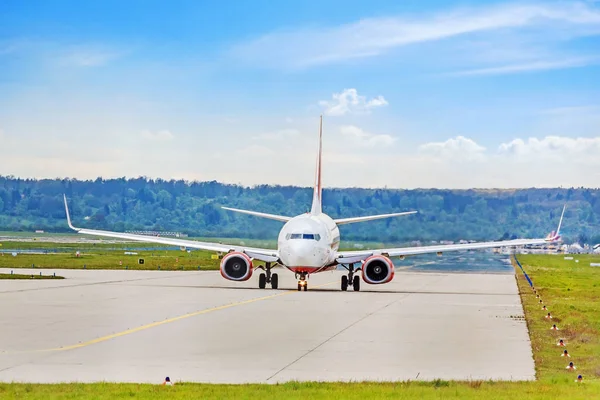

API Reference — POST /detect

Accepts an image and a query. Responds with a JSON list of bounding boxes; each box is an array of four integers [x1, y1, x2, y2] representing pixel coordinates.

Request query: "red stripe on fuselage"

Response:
[[287, 265, 336, 274]]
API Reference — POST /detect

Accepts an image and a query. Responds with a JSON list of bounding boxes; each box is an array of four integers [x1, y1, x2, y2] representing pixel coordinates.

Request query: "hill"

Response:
[[0, 177, 598, 244]]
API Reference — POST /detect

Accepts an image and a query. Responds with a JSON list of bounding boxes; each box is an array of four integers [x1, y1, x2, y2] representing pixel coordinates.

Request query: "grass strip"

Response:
[[0, 273, 64, 280]]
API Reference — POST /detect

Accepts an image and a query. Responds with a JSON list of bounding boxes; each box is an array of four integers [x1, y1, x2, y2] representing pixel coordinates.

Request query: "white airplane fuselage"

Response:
[[277, 213, 340, 274]]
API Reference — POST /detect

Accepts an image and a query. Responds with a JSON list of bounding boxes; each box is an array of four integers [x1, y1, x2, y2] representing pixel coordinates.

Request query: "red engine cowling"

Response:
[[362, 255, 395, 284], [220, 252, 253, 281]]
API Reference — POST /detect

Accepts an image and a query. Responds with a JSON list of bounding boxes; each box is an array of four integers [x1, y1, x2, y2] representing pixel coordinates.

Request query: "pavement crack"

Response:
[[265, 295, 405, 382], [265, 274, 444, 382]]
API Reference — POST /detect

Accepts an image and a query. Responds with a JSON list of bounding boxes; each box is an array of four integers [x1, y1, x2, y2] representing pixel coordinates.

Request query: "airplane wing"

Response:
[[337, 206, 565, 264], [334, 211, 417, 225], [221, 206, 291, 222], [63, 195, 279, 263]]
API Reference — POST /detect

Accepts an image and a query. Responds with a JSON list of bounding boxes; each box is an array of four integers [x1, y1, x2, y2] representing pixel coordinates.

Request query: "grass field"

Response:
[[0, 248, 221, 271], [0, 273, 64, 279], [0, 253, 598, 399], [514, 254, 600, 383], [0, 381, 597, 400]]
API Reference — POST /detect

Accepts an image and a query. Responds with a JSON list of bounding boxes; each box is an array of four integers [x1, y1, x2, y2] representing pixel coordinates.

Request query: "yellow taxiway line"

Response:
[[1, 281, 336, 355]]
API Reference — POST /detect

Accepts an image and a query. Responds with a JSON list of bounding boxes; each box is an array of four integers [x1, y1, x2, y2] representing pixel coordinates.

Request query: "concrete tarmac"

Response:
[[0, 268, 535, 383]]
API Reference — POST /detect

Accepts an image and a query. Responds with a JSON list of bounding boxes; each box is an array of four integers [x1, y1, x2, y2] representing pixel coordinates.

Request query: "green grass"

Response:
[[0, 254, 599, 399], [515, 254, 600, 383], [0, 248, 221, 270], [0, 239, 223, 270], [0, 381, 598, 400], [0, 273, 64, 279]]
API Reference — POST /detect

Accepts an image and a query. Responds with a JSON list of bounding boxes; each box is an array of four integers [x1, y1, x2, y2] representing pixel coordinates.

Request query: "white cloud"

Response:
[[238, 144, 274, 156], [499, 136, 600, 159], [231, 2, 600, 69], [140, 130, 174, 141], [540, 105, 600, 115], [419, 136, 486, 160], [59, 47, 122, 67], [319, 89, 388, 116], [450, 57, 598, 76], [340, 125, 395, 147], [253, 128, 300, 140]]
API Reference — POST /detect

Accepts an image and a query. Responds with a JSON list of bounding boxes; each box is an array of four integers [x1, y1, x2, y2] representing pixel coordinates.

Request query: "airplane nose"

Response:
[[280, 241, 327, 267]]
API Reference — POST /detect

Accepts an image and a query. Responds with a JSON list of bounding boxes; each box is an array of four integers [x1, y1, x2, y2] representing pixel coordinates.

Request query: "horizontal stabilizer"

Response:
[[334, 211, 417, 225], [221, 207, 292, 223]]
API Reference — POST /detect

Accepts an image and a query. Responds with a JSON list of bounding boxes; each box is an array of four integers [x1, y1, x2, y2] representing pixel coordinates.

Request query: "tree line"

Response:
[[0, 176, 598, 244]]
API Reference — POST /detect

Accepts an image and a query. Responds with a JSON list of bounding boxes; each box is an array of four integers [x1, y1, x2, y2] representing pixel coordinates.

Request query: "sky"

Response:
[[1, 0, 599, 189]]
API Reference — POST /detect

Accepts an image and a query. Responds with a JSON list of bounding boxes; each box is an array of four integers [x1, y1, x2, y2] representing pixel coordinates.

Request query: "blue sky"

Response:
[[1, 0, 599, 188]]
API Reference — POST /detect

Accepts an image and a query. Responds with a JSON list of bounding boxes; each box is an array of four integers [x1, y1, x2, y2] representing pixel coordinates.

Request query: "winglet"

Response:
[[63, 194, 80, 232], [545, 204, 566, 242], [556, 204, 566, 237]]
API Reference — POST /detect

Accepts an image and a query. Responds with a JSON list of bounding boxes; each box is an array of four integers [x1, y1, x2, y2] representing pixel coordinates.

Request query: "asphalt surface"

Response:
[[0, 268, 535, 383]]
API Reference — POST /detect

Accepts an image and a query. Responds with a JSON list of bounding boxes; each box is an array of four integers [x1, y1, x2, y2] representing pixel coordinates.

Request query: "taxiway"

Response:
[[0, 268, 535, 383]]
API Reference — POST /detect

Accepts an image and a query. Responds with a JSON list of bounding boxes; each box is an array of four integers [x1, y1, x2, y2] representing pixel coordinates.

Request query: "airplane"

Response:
[[63, 116, 565, 292]]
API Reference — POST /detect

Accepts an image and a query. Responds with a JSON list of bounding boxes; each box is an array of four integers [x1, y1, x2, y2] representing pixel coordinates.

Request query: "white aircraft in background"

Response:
[[63, 117, 565, 292]]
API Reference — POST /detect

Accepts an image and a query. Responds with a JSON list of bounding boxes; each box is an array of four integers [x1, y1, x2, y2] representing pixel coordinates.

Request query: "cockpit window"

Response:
[[286, 233, 321, 241]]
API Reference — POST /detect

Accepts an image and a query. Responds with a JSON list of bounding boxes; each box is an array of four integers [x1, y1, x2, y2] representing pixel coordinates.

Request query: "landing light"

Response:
[[299, 280, 307, 286]]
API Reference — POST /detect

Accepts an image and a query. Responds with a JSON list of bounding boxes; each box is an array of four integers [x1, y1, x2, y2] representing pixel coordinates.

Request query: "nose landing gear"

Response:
[[341, 263, 360, 292], [258, 262, 278, 290], [296, 272, 308, 291]]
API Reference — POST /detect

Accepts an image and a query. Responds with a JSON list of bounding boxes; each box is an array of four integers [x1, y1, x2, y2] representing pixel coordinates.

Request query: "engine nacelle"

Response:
[[220, 252, 253, 281], [362, 255, 395, 284]]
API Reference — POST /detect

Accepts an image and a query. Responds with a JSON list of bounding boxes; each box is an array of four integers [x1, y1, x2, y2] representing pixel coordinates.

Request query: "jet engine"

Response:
[[220, 252, 253, 281], [362, 255, 395, 284]]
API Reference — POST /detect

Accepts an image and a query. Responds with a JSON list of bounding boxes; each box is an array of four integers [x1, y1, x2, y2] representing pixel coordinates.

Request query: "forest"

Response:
[[0, 176, 598, 244]]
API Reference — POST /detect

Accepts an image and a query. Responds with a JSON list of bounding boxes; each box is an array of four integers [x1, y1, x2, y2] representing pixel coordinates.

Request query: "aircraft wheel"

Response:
[[297, 282, 302, 291], [353, 275, 360, 292], [271, 273, 278, 289], [303, 282, 308, 291], [341, 275, 348, 291], [259, 273, 266, 289]]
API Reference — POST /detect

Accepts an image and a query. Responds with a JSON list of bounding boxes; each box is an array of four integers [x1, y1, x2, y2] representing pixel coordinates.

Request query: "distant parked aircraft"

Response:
[[64, 117, 565, 292]]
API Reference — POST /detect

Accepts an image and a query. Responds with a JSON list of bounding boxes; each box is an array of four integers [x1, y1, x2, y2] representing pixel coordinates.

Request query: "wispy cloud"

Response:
[[340, 125, 395, 147], [230, 2, 600, 69], [253, 128, 300, 140], [449, 57, 598, 76], [319, 89, 388, 116], [540, 105, 600, 115], [140, 130, 174, 141], [58, 47, 122, 67]]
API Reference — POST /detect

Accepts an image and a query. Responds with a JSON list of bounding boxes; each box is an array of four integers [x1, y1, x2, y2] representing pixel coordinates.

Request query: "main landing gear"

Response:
[[296, 272, 308, 291], [341, 263, 360, 292], [258, 262, 278, 290]]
